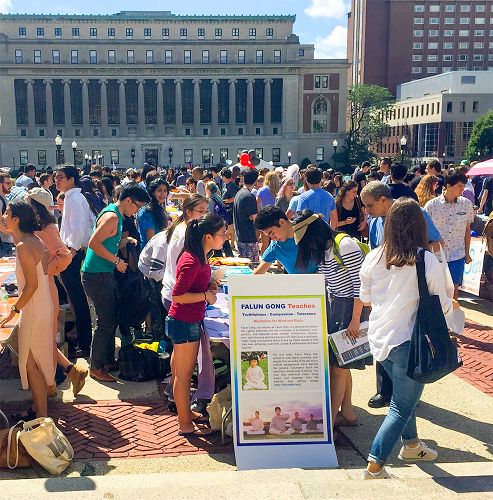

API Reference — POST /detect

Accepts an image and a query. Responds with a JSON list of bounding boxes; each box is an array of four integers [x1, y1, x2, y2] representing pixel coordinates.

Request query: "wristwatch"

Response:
[[11, 305, 20, 313], [114, 257, 121, 266]]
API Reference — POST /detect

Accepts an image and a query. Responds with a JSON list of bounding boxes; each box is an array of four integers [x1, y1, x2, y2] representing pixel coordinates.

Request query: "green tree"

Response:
[[466, 110, 493, 161], [344, 84, 395, 166]]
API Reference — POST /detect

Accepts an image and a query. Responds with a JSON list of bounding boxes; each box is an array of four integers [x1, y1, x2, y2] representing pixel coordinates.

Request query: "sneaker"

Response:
[[398, 441, 438, 462], [362, 467, 396, 480], [69, 364, 88, 396]]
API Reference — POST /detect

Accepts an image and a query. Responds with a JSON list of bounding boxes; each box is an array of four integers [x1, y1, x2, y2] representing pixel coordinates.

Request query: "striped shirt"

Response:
[[318, 236, 364, 298]]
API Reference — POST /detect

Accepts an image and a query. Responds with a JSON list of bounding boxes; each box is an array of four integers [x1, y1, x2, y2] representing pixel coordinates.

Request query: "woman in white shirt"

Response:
[[359, 198, 457, 480]]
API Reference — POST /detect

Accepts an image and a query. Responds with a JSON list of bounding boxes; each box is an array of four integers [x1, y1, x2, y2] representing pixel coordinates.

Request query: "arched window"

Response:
[[312, 97, 329, 134]]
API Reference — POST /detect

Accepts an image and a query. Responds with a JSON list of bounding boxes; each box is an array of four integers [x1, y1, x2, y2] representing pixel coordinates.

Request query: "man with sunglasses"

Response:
[[81, 183, 150, 382]]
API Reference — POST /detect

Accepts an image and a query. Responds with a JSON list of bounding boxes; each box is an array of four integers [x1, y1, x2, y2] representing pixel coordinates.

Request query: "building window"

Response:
[[71, 50, 78, 64], [444, 30, 455, 36], [299, 48, 305, 56], [445, 17, 455, 24], [473, 54, 484, 61], [316, 147, 324, 161], [72, 27, 79, 37], [474, 29, 485, 36], [19, 150, 28, 166], [220, 50, 227, 63], [414, 17, 424, 24], [429, 4, 440, 11], [52, 50, 60, 64], [37, 27, 44, 38], [110, 150, 119, 164], [460, 17, 470, 23], [413, 30, 424, 37], [202, 149, 211, 163], [312, 97, 328, 134], [34, 49, 41, 64], [180, 28, 187, 38], [184, 50, 191, 64], [412, 54, 423, 61], [90, 27, 97, 38], [15, 49, 23, 63], [238, 50, 245, 63], [198, 28, 205, 37], [428, 42, 438, 49], [89, 50, 97, 64], [266, 28, 273, 37], [256, 50, 263, 63], [19, 27, 26, 37], [38, 150, 47, 165], [165, 50, 172, 64], [232, 28, 239, 37], [162, 28, 169, 38], [108, 28, 115, 37], [428, 54, 438, 61], [459, 41, 469, 48], [108, 50, 116, 64], [443, 66, 453, 72], [272, 148, 281, 163], [220, 128, 226, 136], [458, 54, 468, 61], [415, 4, 424, 12], [476, 4, 485, 12], [146, 50, 153, 63], [249, 28, 256, 37], [429, 17, 440, 24], [54, 27, 62, 37], [220, 148, 228, 162], [144, 28, 152, 37], [459, 30, 470, 36], [460, 101, 466, 112], [127, 50, 134, 63], [429, 30, 439, 37], [461, 5, 470, 12], [445, 4, 455, 11], [184, 149, 193, 163], [413, 42, 423, 49], [274, 50, 281, 63], [443, 54, 453, 61], [255, 127, 261, 135], [474, 42, 484, 48], [412, 67, 422, 74], [201, 50, 209, 63], [215, 28, 222, 38], [443, 42, 454, 48], [126, 28, 133, 38], [475, 17, 485, 24]]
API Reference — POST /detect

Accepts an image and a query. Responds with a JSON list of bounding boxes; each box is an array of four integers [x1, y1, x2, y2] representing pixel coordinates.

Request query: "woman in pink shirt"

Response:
[[167, 213, 227, 436]]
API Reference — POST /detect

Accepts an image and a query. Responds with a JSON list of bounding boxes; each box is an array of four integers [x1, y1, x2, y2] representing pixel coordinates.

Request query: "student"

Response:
[[243, 357, 267, 390], [15, 164, 37, 188], [387, 163, 418, 201], [335, 180, 366, 239], [254, 206, 318, 275], [166, 214, 227, 436], [137, 178, 169, 249], [415, 174, 439, 208], [426, 159, 445, 194], [360, 198, 457, 479], [246, 411, 265, 435], [378, 158, 392, 184]]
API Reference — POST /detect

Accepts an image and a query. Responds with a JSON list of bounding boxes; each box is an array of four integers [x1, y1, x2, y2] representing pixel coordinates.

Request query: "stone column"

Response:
[[25, 79, 35, 136], [99, 79, 108, 137], [118, 79, 127, 137], [228, 79, 236, 130], [211, 79, 219, 137], [81, 79, 90, 137], [246, 78, 254, 136], [156, 79, 164, 137], [263, 78, 272, 136], [193, 79, 201, 136], [43, 79, 54, 137], [62, 79, 72, 135], [174, 79, 182, 137], [137, 79, 145, 136]]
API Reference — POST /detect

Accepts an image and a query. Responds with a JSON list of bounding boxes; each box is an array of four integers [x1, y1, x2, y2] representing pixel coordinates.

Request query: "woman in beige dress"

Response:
[[1, 200, 54, 417]]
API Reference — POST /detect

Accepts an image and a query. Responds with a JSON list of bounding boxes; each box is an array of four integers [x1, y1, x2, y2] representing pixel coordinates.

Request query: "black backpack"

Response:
[[118, 346, 160, 382]]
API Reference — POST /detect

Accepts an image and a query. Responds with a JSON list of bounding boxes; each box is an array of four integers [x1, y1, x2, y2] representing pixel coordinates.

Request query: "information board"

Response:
[[460, 238, 486, 296], [228, 274, 338, 470]]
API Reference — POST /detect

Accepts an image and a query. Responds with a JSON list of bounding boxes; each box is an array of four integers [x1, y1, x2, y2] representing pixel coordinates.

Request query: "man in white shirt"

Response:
[[15, 164, 37, 188], [55, 166, 96, 358]]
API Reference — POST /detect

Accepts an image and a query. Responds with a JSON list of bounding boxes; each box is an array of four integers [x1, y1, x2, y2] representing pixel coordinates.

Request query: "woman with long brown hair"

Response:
[[415, 174, 438, 207], [335, 180, 366, 239], [359, 197, 457, 479]]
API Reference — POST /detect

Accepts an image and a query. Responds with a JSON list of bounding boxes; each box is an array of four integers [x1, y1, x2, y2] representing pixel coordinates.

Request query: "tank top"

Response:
[[82, 203, 123, 273]]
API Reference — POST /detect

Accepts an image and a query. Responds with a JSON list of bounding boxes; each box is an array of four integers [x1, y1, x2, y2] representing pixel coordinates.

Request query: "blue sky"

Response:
[[0, 0, 349, 59]]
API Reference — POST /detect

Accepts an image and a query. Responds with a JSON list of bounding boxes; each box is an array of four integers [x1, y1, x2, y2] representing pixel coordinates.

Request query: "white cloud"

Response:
[[305, 0, 349, 19], [0, 0, 12, 13], [313, 25, 347, 59]]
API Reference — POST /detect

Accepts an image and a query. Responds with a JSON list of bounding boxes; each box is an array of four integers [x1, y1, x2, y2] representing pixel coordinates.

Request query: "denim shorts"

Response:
[[165, 316, 201, 344], [448, 258, 465, 285]]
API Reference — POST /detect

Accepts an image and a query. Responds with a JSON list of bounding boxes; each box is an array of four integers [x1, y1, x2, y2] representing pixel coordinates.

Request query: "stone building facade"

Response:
[[0, 11, 348, 169]]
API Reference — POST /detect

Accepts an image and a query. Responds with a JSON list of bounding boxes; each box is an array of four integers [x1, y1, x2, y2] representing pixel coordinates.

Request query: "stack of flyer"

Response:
[[328, 321, 372, 366]]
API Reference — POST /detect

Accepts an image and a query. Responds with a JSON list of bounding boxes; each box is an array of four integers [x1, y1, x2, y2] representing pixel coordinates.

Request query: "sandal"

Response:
[[12, 407, 36, 422], [335, 411, 359, 427], [178, 427, 215, 437]]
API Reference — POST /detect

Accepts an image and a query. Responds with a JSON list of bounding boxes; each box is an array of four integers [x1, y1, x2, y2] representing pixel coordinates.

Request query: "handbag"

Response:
[[407, 249, 463, 384], [7, 418, 73, 474]]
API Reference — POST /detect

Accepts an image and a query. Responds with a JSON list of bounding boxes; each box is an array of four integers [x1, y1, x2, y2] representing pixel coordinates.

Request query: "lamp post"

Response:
[[54, 134, 62, 166], [400, 135, 407, 163], [168, 146, 173, 166], [332, 139, 338, 168], [131, 148, 136, 165], [71, 140, 77, 167], [287, 150, 292, 165], [210, 152, 214, 166]]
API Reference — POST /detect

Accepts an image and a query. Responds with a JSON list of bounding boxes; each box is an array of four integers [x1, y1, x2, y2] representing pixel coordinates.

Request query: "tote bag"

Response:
[[406, 249, 463, 384]]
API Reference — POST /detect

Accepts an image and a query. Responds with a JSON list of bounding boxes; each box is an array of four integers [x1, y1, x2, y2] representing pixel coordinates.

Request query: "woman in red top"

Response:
[[167, 214, 227, 436]]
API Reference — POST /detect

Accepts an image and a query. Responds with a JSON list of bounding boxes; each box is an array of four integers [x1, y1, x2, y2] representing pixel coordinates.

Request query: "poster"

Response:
[[228, 274, 338, 470], [460, 238, 486, 296]]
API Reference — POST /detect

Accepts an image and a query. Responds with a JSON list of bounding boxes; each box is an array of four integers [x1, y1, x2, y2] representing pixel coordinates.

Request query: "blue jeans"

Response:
[[368, 341, 425, 465]]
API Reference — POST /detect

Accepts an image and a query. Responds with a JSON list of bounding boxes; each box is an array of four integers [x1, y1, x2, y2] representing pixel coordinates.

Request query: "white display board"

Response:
[[228, 274, 338, 470], [460, 238, 486, 296]]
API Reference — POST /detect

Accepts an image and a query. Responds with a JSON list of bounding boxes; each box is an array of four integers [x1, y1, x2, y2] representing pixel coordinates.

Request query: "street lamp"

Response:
[[210, 152, 214, 166], [168, 146, 173, 166], [400, 135, 407, 162], [54, 134, 62, 166], [130, 148, 136, 165], [287, 150, 292, 165], [71, 140, 77, 167], [84, 153, 90, 174], [332, 139, 338, 168]]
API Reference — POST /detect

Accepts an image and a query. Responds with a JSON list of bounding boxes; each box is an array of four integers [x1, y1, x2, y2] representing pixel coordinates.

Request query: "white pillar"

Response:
[[99, 79, 108, 137], [174, 79, 182, 137], [137, 79, 145, 137], [118, 79, 127, 137], [44, 79, 54, 137], [228, 79, 236, 132], [156, 79, 164, 137], [211, 79, 219, 137], [25, 79, 35, 137], [246, 78, 254, 136], [81, 79, 90, 137], [62, 79, 72, 136], [263, 78, 272, 136], [193, 79, 201, 136]]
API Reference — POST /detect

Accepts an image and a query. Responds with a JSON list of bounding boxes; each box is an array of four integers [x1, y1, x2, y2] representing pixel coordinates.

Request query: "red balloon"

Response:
[[240, 153, 249, 166]]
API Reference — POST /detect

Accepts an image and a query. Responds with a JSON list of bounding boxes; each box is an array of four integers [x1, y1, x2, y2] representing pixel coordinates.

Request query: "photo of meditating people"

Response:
[[241, 392, 325, 441], [241, 351, 268, 391]]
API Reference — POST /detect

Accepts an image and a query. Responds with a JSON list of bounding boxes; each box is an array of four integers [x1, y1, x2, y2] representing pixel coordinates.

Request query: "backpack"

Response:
[[483, 212, 493, 257], [118, 346, 160, 382], [333, 233, 370, 271], [213, 198, 230, 221]]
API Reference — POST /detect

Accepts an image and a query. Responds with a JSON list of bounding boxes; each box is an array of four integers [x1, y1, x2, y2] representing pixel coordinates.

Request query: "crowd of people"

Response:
[[0, 152, 492, 477]]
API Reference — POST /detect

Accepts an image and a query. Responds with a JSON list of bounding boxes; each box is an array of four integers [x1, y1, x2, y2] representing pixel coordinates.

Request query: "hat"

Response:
[[460, 160, 469, 166], [292, 214, 321, 244], [27, 187, 52, 209]]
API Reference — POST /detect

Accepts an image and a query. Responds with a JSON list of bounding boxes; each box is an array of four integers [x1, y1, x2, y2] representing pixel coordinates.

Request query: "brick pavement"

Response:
[[456, 322, 493, 396]]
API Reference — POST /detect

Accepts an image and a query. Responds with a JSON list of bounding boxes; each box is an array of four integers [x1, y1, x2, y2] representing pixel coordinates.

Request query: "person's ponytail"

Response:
[[183, 214, 225, 264]]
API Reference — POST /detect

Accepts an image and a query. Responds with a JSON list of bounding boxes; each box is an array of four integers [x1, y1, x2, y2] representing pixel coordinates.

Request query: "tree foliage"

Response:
[[465, 110, 493, 161], [344, 84, 395, 166]]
